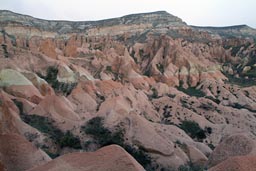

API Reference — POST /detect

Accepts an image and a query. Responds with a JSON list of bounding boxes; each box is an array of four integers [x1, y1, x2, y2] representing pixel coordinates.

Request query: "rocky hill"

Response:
[[0, 10, 256, 171]]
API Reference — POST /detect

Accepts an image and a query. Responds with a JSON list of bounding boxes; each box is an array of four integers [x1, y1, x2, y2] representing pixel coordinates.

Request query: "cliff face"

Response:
[[0, 10, 186, 34], [193, 25, 256, 40], [1, 10, 256, 171]]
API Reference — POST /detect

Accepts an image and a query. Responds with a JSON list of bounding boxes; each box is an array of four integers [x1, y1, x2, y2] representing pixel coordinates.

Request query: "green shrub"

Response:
[[106, 66, 112, 73], [13, 99, 52, 135], [81, 117, 125, 146], [151, 88, 159, 99], [44, 150, 60, 159], [144, 69, 152, 77], [205, 96, 220, 104], [207, 143, 215, 150], [25, 115, 81, 149], [175, 141, 187, 151], [139, 49, 144, 57], [21, 112, 81, 149], [244, 67, 256, 78], [41, 66, 77, 96], [13, 99, 24, 114], [83, 140, 93, 149], [1, 44, 8, 58], [130, 50, 138, 63], [178, 164, 204, 171], [21, 114, 60, 138], [60, 131, 82, 149], [232, 103, 244, 109], [178, 165, 190, 171], [177, 86, 205, 97], [13, 99, 82, 150], [179, 120, 206, 141], [54, 82, 77, 96], [224, 72, 255, 87], [199, 103, 214, 111], [81, 117, 116, 146], [156, 63, 164, 74], [45, 66, 58, 83], [231, 45, 242, 56], [205, 127, 212, 134], [124, 145, 152, 170]]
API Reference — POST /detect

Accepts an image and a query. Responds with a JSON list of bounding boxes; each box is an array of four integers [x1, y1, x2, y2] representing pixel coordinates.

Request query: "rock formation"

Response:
[[26, 145, 145, 171], [0, 10, 256, 171]]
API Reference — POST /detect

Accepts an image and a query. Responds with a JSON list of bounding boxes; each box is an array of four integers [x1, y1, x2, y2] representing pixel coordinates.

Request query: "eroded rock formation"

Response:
[[0, 10, 256, 171]]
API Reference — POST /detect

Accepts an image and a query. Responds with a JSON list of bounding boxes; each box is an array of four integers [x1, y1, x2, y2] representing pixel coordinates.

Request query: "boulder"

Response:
[[207, 133, 256, 168], [0, 69, 43, 104]]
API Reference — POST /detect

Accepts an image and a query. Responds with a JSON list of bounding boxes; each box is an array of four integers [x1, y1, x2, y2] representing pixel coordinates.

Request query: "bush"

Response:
[[244, 67, 256, 78], [130, 50, 138, 64], [199, 103, 214, 111], [21, 114, 62, 139], [21, 113, 81, 149], [179, 120, 206, 141], [13, 99, 24, 114], [41, 66, 77, 96], [60, 131, 82, 149], [156, 63, 164, 74], [44, 150, 60, 159], [45, 66, 58, 83], [205, 96, 220, 104], [178, 164, 204, 171], [231, 45, 242, 56], [124, 145, 152, 170], [205, 127, 212, 134], [14, 99, 82, 149], [207, 143, 215, 150], [177, 86, 205, 98], [105, 66, 112, 73], [1, 44, 8, 58], [81, 117, 117, 146], [81, 117, 125, 146], [232, 103, 244, 109], [13, 100, 81, 159], [224, 73, 255, 87], [144, 68, 152, 77], [151, 88, 159, 99], [139, 49, 144, 57]]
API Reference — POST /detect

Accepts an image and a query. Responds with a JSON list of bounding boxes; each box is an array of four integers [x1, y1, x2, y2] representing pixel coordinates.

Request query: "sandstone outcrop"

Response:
[[0, 133, 51, 171], [208, 155, 256, 171], [207, 134, 256, 168], [26, 145, 145, 171], [0, 69, 43, 103]]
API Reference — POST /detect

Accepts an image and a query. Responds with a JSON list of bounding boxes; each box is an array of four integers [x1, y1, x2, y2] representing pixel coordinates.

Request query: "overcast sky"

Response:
[[1, 0, 256, 28]]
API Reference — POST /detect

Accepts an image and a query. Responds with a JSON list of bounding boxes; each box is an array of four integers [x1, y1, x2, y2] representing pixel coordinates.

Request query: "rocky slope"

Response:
[[26, 145, 145, 171], [0, 10, 256, 171]]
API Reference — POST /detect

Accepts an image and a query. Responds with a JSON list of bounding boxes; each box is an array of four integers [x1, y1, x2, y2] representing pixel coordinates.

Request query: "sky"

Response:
[[0, 0, 256, 28]]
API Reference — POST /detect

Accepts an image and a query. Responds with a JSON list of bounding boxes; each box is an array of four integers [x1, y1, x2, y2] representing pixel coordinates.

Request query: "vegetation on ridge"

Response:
[[177, 81, 205, 97], [81, 117, 154, 170], [179, 120, 207, 142], [39, 66, 77, 96], [13, 99, 82, 157]]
